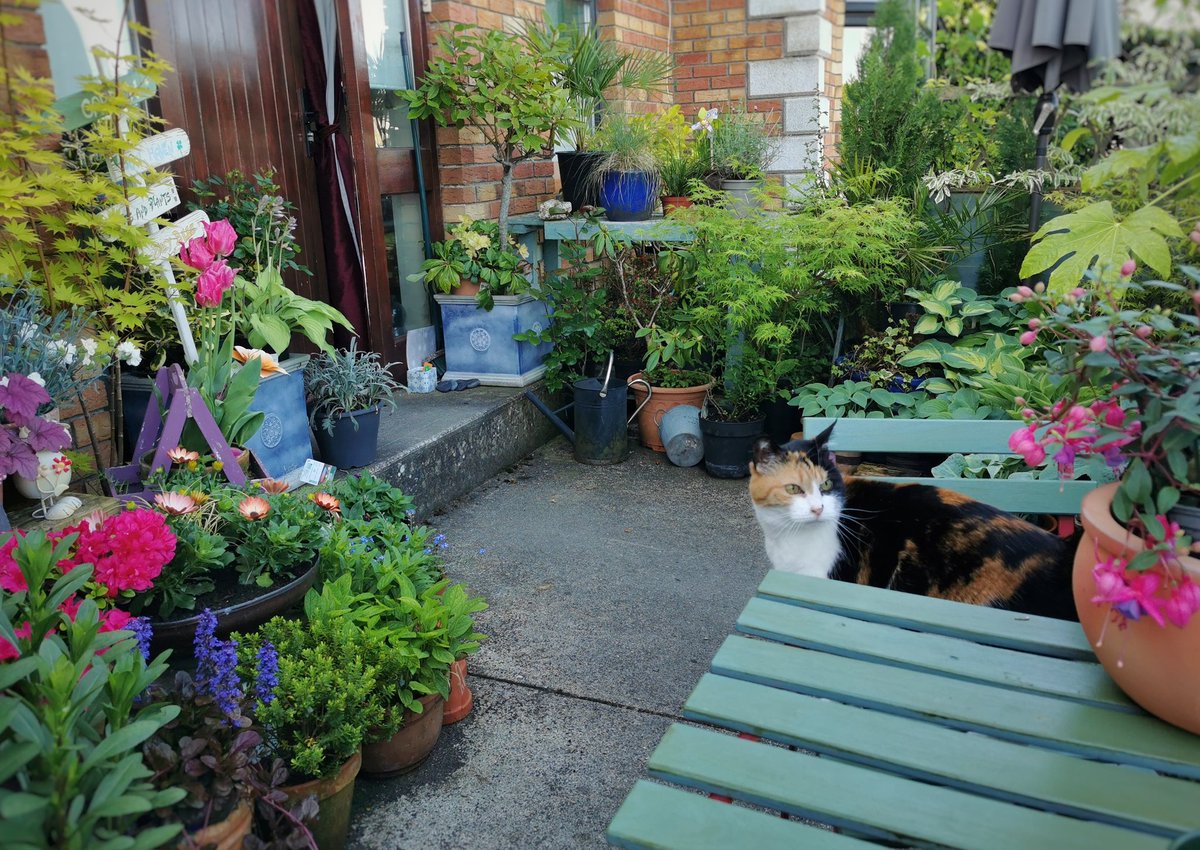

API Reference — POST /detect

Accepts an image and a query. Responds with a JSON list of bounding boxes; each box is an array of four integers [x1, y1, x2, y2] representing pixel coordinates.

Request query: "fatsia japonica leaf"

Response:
[[1020, 201, 1182, 292]]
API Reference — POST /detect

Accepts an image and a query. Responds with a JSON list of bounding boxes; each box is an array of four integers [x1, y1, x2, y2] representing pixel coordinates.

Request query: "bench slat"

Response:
[[684, 674, 1198, 837], [606, 781, 872, 850], [712, 635, 1200, 779], [874, 476, 1099, 514], [737, 597, 1135, 710], [757, 571, 1095, 660], [803, 417, 1025, 453], [648, 724, 1166, 850]]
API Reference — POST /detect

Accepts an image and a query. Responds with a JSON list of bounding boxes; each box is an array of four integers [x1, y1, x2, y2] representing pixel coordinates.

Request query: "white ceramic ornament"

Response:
[[13, 451, 81, 520]]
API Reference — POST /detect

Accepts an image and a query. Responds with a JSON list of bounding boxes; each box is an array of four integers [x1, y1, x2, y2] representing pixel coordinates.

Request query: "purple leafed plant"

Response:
[[0, 372, 70, 479]]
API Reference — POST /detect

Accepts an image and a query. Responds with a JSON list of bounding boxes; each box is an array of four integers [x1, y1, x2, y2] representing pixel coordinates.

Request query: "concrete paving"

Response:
[[347, 436, 771, 849]]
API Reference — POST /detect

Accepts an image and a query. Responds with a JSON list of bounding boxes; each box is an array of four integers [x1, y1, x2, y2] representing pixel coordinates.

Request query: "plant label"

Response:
[[107, 128, 191, 182], [114, 178, 181, 228]]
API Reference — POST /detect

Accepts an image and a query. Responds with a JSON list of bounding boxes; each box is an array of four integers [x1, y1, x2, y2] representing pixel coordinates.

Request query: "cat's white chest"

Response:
[[759, 515, 843, 578]]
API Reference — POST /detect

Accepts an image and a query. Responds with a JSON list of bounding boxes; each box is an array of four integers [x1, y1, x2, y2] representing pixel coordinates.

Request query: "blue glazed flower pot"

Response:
[[599, 171, 658, 222], [434, 294, 552, 387]]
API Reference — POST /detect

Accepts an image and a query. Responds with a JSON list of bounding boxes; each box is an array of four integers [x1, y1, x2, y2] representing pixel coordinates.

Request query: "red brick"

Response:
[[693, 64, 727, 77], [675, 78, 712, 92], [676, 51, 711, 65], [675, 25, 709, 39], [712, 74, 745, 88]]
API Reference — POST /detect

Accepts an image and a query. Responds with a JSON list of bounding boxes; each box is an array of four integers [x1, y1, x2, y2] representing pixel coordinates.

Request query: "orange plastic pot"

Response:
[[361, 694, 445, 777], [627, 372, 712, 453], [443, 657, 474, 724], [1073, 483, 1200, 734], [282, 749, 361, 850], [180, 799, 253, 850], [662, 196, 694, 214]]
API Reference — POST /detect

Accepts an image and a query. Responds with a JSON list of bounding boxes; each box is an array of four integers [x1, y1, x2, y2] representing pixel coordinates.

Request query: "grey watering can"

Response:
[[526, 353, 652, 465]]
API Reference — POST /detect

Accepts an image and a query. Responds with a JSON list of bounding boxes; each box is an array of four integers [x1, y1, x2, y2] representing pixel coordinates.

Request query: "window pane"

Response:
[[364, 0, 414, 148], [381, 194, 431, 335]]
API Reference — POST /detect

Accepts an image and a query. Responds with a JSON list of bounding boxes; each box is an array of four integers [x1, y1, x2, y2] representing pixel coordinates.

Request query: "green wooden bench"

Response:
[[802, 417, 1101, 533], [607, 572, 1200, 850]]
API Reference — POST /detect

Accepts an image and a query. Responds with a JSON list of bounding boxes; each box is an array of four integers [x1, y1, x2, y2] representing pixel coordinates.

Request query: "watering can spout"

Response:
[[524, 390, 575, 444]]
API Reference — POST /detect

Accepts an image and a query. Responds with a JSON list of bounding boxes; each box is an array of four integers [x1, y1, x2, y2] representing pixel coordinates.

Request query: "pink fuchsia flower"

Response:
[[1027, 318, 1041, 330], [1125, 571, 1166, 626], [203, 219, 237, 257], [1134, 325, 1153, 340], [1120, 259, 1137, 277], [1008, 425, 1046, 466], [238, 496, 271, 521], [180, 235, 215, 271], [154, 491, 198, 516], [1164, 575, 1200, 628], [195, 259, 235, 308], [1019, 330, 1038, 346], [1089, 335, 1109, 352]]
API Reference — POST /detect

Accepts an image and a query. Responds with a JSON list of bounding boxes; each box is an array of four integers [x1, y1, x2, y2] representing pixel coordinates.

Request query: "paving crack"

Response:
[[471, 671, 681, 720]]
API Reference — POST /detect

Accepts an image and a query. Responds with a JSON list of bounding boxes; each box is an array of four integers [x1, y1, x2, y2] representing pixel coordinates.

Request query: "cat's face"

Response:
[[748, 430, 845, 527]]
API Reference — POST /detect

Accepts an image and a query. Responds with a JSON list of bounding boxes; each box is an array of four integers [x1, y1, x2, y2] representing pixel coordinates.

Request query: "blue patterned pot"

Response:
[[599, 170, 658, 222], [434, 294, 552, 387], [244, 358, 312, 478]]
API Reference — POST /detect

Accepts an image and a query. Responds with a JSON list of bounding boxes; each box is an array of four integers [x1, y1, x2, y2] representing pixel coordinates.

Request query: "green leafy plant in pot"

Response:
[[590, 112, 661, 222], [410, 216, 533, 310], [706, 102, 781, 215], [304, 341, 403, 469]]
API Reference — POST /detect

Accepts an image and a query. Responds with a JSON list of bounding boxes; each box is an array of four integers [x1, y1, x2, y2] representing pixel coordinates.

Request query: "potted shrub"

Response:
[[1009, 267, 1200, 733], [235, 614, 383, 850], [646, 106, 707, 214], [591, 113, 660, 222], [521, 22, 672, 211], [304, 341, 403, 469], [705, 102, 780, 214]]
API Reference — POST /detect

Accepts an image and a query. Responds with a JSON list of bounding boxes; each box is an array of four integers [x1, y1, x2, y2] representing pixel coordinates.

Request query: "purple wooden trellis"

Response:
[[106, 364, 247, 500]]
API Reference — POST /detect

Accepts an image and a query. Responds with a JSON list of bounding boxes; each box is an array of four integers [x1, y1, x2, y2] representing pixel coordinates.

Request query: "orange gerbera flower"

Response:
[[237, 495, 271, 521], [233, 346, 287, 376]]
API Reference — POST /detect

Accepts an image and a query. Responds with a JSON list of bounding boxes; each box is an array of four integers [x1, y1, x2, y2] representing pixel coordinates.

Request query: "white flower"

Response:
[[116, 341, 142, 367], [80, 337, 99, 366], [46, 340, 77, 365], [17, 321, 38, 343], [27, 372, 45, 386], [517, 243, 530, 260]]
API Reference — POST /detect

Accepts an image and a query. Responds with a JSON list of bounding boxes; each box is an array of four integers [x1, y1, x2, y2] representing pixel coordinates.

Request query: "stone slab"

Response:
[[748, 0, 825, 19], [747, 56, 824, 98], [784, 13, 833, 56]]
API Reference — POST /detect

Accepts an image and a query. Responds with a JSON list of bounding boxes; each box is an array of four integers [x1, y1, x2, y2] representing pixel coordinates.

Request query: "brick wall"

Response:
[[671, 0, 782, 112]]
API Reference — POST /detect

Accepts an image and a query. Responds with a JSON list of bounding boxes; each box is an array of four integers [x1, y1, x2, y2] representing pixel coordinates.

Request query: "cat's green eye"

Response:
[[784, 484, 802, 495], [820, 479, 834, 492]]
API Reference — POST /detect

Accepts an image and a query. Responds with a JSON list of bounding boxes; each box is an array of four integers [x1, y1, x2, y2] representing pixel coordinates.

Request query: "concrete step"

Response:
[[368, 384, 563, 518]]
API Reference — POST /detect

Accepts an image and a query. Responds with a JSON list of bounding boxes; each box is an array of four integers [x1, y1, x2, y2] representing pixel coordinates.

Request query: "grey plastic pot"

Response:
[[314, 405, 382, 469]]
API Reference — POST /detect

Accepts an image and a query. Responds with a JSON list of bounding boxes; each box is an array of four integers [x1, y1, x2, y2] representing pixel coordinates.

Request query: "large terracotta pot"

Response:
[[443, 657, 474, 725], [628, 372, 712, 453], [1074, 483, 1200, 734], [180, 799, 253, 850], [361, 694, 445, 777], [451, 279, 481, 296], [282, 749, 362, 850]]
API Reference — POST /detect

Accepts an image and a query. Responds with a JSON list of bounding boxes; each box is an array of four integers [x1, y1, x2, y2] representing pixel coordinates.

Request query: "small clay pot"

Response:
[[662, 196, 694, 214], [450, 279, 481, 296], [361, 694, 445, 777], [1074, 483, 1200, 734], [443, 657, 474, 725], [627, 372, 712, 453], [282, 749, 362, 850], [180, 799, 253, 850]]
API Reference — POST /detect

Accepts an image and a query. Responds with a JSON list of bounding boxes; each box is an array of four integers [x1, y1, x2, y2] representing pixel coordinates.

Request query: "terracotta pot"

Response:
[[443, 657, 473, 725], [180, 799, 254, 850], [662, 196, 693, 214], [450, 279, 481, 296], [628, 372, 712, 453], [282, 749, 362, 850], [1073, 483, 1200, 734], [361, 694, 445, 777]]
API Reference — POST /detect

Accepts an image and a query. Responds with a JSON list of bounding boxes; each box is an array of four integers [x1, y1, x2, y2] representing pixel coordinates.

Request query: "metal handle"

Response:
[[599, 351, 615, 398], [627, 378, 652, 425]]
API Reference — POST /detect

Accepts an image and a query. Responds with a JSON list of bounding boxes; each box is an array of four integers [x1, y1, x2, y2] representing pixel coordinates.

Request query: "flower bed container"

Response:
[[434, 293, 551, 387]]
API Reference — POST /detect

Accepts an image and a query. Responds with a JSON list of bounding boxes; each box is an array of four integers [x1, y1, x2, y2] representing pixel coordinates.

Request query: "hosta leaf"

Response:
[[1021, 202, 1182, 292]]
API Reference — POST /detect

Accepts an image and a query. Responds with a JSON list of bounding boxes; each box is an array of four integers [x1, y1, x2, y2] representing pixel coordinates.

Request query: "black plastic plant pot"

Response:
[[762, 396, 800, 446], [700, 415, 766, 479], [314, 405, 382, 469], [558, 150, 605, 211]]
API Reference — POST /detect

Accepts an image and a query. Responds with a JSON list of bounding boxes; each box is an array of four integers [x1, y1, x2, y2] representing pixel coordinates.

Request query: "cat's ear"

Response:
[[807, 421, 836, 461], [751, 437, 780, 470]]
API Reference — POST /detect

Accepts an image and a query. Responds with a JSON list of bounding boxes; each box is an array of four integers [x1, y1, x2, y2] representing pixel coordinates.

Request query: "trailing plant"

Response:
[[304, 340, 404, 434], [235, 615, 383, 780], [0, 531, 184, 850], [401, 24, 581, 244]]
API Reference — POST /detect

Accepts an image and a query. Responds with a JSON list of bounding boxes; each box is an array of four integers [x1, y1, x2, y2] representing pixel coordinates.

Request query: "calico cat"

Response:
[[748, 423, 1078, 620]]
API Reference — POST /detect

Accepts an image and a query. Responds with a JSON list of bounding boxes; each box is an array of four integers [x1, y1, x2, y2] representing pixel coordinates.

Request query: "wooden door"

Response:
[[138, 0, 330, 330]]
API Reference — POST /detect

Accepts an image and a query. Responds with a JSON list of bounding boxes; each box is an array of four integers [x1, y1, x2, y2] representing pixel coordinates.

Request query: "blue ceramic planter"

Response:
[[434, 294, 552, 387], [244, 358, 313, 477], [599, 170, 657, 222]]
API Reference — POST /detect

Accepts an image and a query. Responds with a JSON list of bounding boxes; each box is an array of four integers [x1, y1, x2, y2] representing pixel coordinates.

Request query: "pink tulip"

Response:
[[1019, 330, 1038, 345], [1120, 259, 1137, 277], [1089, 335, 1109, 352], [195, 259, 235, 308], [180, 235, 214, 271], [204, 219, 238, 257], [1070, 287, 1086, 299], [1190, 229, 1200, 245]]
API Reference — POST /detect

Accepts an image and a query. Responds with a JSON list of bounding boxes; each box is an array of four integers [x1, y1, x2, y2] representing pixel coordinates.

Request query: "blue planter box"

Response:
[[244, 357, 313, 477], [434, 293, 552, 387]]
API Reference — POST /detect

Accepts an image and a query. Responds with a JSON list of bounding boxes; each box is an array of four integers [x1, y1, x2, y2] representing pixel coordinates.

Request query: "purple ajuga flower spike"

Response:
[[255, 640, 279, 705], [130, 617, 153, 661], [193, 608, 244, 718]]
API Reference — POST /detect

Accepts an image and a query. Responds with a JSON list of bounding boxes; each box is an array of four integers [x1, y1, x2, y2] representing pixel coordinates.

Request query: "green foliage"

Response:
[[932, 452, 1117, 482], [411, 217, 533, 309], [0, 293, 100, 410], [401, 24, 581, 242], [235, 616, 380, 781], [183, 328, 264, 450], [0, 38, 174, 360], [0, 532, 184, 850], [591, 111, 659, 176], [924, 0, 1011, 84], [708, 103, 780, 181], [839, 0, 952, 197], [904, 280, 999, 337], [144, 521, 226, 618], [304, 340, 404, 434], [232, 492, 327, 587], [238, 266, 354, 356], [324, 470, 416, 523], [835, 321, 930, 390], [899, 331, 1034, 394], [789, 380, 926, 419]]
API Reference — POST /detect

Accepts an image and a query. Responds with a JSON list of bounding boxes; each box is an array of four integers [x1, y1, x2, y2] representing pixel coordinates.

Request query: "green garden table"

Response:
[[607, 571, 1200, 850]]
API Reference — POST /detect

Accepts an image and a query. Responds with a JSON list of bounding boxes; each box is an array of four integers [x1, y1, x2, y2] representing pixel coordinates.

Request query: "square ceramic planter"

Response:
[[244, 356, 313, 478], [434, 293, 552, 387]]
